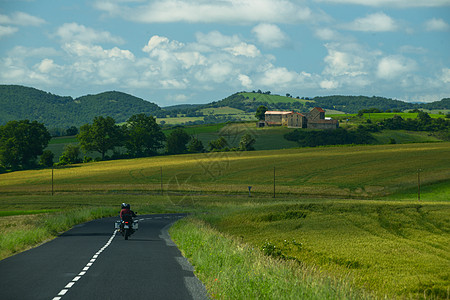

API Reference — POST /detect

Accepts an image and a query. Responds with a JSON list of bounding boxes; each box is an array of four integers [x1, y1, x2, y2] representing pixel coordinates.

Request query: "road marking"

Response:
[[52, 230, 117, 300]]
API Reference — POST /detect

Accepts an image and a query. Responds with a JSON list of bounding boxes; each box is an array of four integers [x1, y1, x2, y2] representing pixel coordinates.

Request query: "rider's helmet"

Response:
[[121, 203, 127, 209], [126, 204, 131, 209]]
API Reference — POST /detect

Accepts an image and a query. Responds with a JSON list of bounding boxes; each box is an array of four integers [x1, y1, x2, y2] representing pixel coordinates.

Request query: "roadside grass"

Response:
[[177, 199, 450, 299], [0, 207, 117, 260], [170, 216, 371, 300]]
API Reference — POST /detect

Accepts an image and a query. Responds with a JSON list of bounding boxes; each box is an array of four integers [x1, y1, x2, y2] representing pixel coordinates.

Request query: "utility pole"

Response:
[[417, 169, 421, 201], [51, 165, 54, 196], [160, 167, 163, 195], [273, 166, 276, 198]]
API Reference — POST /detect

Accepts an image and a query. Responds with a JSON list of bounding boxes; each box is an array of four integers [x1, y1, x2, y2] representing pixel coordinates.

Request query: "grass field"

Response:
[[2, 143, 449, 298], [240, 92, 312, 105]]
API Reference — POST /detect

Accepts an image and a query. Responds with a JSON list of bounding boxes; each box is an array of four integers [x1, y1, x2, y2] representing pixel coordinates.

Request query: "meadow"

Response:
[[1, 143, 449, 298]]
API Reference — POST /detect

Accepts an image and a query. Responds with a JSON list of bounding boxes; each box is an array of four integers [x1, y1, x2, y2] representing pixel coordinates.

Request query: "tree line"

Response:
[[0, 114, 256, 173]]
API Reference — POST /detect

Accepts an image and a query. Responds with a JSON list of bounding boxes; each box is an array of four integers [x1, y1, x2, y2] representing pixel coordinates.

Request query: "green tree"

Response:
[[188, 137, 204, 153], [39, 150, 54, 167], [239, 133, 256, 151], [78, 116, 123, 160], [66, 126, 78, 136], [0, 120, 51, 170], [57, 144, 82, 165], [255, 105, 267, 121], [166, 128, 191, 154], [209, 136, 228, 151], [124, 114, 165, 157]]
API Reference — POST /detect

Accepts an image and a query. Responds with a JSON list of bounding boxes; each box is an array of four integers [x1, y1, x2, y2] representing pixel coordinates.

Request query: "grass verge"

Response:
[[170, 217, 371, 299], [0, 207, 116, 260]]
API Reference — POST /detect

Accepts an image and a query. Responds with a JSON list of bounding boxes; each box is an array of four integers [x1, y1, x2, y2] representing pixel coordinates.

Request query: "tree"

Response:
[[0, 120, 51, 170], [209, 136, 228, 151], [78, 116, 123, 160], [255, 105, 267, 121], [57, 144, 82, 165], [188, 137, 204, 153], [239, 133, 256, 151], [124, 114, 165, 157], [66, 126, 78, 136], [39, 150, 54, 167], [166, 128, 191, 154]]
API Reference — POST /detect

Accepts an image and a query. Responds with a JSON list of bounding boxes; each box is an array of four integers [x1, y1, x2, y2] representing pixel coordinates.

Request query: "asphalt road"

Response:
[[0, 213, 209, 300]]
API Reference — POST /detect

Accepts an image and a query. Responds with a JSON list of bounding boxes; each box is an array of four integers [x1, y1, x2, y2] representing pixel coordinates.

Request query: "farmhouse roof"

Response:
[[313, 107, 325, 113], [265, 111, 293, 115]]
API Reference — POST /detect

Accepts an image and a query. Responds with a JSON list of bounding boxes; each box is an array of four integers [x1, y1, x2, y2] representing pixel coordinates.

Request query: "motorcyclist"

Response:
[[119, 203, 137, 233], [120, 203, 136, 222]]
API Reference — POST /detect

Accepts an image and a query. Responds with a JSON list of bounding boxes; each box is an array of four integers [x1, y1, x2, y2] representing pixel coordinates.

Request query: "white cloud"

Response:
[[314, 0, 450, 8], [36, 59, 59, 73], [315, 28, 339, 40], [0, 11, 45, 26], [252, 23, 289, 48], [95, 0, 312, 24], [195, 31, 241, 48], [425, 18, 450, 31], [323, 43, 370, 77], [225, 42, 260, 57], [238, 74, 253, 88], [376, 55, 417, 79], [0, 25, 18, 38], [320, 80, 339, 89], [442, 68, 450, 83], [56, 23, 124, 44], [342, 12, 397, 32]]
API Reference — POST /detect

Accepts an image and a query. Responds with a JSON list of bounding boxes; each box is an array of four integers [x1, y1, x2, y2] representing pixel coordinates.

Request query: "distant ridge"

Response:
[[0, 85, 448, 128], [0, 85, 160, 128]]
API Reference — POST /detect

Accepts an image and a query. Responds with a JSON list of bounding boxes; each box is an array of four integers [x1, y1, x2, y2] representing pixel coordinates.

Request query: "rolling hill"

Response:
[[1, 85, 448, 129], [0, 85, 160, 128]]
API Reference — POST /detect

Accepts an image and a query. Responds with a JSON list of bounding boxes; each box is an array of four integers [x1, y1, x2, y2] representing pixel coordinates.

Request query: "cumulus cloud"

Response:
[[225, 42, 260, 57], [238, 74, 253, 88], [376, 55, 417, 79], [0, 11, 45, 26], [0, 25, 18, 38], [425, 18, 450, 31], [252, 23, 289, 48], [314, 0, 450, 8], [94, 0, 312, 24], [342, 12, 398, 32], [55, 23, 125, 44], [320, 80, 339, 89]]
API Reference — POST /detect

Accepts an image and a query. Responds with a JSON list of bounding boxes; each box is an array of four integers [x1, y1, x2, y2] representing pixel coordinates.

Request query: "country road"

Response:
[[0, 214, 209, 300]]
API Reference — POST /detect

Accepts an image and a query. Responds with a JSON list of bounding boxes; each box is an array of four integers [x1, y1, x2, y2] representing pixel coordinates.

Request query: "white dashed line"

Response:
[[52, 230, 117, 299]]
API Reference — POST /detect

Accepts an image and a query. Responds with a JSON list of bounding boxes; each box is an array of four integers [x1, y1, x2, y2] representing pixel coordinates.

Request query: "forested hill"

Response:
[[0, 85, 160, 128], [203, 92, 449, 114], [312, 95, 449, 113]]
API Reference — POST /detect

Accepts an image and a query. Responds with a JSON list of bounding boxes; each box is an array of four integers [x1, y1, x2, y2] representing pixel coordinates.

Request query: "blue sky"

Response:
[[0, 0, 449, 106]]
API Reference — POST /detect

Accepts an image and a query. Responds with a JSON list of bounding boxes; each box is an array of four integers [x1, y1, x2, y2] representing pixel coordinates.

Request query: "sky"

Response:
[[0, 0, 449, 107]]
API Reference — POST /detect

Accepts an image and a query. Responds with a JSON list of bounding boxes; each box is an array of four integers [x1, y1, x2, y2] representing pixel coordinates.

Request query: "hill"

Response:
[[0, 85, 160, 128], [1, 85, 448, 128]]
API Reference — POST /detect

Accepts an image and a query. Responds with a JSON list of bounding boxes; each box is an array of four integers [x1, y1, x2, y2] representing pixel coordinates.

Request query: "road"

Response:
[[0, 213, 209, 300]]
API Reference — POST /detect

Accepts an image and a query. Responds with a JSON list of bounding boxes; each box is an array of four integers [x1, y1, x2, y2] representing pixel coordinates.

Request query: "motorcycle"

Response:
[[115, 218, 139, 240]]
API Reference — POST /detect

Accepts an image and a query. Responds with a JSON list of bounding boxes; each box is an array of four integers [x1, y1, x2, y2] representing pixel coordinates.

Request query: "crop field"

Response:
[[4, 143, 448, 199], [1, 143, 449, 298]]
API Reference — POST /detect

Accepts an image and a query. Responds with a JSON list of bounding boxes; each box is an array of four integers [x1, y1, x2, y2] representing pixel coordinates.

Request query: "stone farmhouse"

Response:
[[263, 107, 338, 129]]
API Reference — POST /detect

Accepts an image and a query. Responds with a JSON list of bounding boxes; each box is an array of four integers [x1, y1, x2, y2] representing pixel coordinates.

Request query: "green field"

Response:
[[240, 92, 312, 104], [330, 112, 447, 123], [2, 143, 449, 298]]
